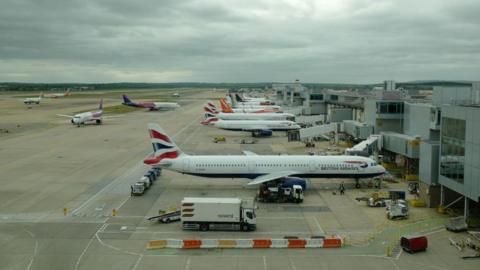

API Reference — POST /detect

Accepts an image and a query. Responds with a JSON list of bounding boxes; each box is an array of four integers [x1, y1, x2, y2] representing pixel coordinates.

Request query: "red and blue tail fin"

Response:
[[201, 117, 219, 125], [144, 123, 184, 165]]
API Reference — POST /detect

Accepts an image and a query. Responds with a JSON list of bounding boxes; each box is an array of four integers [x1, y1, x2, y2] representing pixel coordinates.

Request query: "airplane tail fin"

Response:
[[227, 94, 235, 106], [203, 101, 218, 115], [219, 99, 234, 113], [201, 117, 219, 125], [144, 123, 184, 165], [122, 94, 133, 105], [235, 93, 244, 102], [98, 98, 103, 110], [65, 89, 71, 96]]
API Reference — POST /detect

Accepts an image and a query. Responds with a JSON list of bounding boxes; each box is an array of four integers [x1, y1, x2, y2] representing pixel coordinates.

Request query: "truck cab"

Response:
[[241, 201, 256, 231], [131, 182, 146, 196]]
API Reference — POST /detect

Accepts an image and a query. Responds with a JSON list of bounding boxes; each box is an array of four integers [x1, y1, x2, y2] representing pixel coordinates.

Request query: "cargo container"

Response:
[[181, 197, 256, 231]]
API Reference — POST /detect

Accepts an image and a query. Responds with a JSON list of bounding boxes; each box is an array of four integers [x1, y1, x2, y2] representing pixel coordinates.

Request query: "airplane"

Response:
[[56, 98, 118, 127], [122, 94, 180, 111], [228, 95, 281, 111], [44, 89, 71, 98], [232, 93, 275, 105], [143, 123, 386, 188], [172, 92, 180, 98], [203, 103, 294, 121], [240, 93, 267, 102], [23, 93, 43, 105], [201, 117, 301, 132], [218, 99, 281, 113]]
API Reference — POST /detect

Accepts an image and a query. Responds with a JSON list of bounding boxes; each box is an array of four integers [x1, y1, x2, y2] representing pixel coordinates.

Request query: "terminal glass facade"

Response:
[[376, 102, 404, 114], [310, 94, 323, 100], [440, 117, 465, 183]]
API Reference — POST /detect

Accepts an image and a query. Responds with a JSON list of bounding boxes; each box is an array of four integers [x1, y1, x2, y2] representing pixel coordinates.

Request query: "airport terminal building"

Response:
[[274, 80, 480, 219]]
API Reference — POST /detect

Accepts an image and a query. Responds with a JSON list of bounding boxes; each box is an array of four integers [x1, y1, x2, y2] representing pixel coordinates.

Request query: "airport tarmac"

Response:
[[0, 89, 477, 270]]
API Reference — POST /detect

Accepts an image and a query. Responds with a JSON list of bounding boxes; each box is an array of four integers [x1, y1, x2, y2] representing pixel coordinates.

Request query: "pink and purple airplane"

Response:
[[122, 94, 180, 111]]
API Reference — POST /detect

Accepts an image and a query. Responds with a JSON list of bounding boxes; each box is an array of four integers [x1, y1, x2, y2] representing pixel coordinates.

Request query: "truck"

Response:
[[140, 176, 152, 189], [258, 178, 305, 203], [131, 182, 146, 196], [181, 197, 256, 232], [386, 200, 409, 220], [356, 190, 406, 207]]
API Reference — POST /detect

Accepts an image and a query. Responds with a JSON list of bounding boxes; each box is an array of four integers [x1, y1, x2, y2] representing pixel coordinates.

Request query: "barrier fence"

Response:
[[147, 236, 343, 250]]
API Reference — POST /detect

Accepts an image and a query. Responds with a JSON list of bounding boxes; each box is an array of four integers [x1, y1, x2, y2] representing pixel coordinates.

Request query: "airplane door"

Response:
[[183, 158, 190, 172], [247, 159, 255, 174], [309, 159, 317, 172]]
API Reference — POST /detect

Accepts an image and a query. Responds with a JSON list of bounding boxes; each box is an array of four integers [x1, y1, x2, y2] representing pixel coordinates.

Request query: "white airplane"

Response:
[[203, 103, 294, 121], [44, 89, 71, 98], [202, 117, 301, 132], [122, 94, 180, 111], [218, 99, 281, 113], [143, 123, 386, 188], [23, 93, 43, 105], [57, 98, 118, 127], [228, 96, 281, 110], [231, 93, 276, 105]]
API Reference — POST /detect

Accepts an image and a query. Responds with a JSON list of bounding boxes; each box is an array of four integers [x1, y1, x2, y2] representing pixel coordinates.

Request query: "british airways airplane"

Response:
[[122, 94, 180, 111], [57, 99, 118, 127], [144, 124, 386, 187]]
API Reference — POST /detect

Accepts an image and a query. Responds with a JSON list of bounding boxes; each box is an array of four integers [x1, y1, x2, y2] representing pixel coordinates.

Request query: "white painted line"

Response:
[[132, 254, 143, 270], [313, 216, 325, 235], [184, 257, 191, 270], [74, 236, 95, 270], [24, 229, 38, 270], [288, 257, 297, 270], [263, 256, 267, 270]]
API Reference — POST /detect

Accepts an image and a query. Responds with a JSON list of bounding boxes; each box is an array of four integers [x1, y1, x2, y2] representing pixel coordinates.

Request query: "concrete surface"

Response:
[[0, 89, 478, 270]]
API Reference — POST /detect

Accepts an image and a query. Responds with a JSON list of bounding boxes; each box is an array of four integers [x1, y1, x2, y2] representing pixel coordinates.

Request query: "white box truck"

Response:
[[181, 197, 256, 231]]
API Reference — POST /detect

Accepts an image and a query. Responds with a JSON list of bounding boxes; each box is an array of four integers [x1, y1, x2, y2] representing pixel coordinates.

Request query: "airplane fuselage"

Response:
[[215, 112, 294, 121], [158, 155, 385, 179], [213, 120, 300, 131], [71, 110, 102, 125]]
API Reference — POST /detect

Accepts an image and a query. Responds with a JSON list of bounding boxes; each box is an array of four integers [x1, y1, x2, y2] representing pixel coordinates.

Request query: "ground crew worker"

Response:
[[339, 182, 345, 195]]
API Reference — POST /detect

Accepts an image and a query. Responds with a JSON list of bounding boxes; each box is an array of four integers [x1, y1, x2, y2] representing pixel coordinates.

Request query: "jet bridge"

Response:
[[345, 135, 382, 157]]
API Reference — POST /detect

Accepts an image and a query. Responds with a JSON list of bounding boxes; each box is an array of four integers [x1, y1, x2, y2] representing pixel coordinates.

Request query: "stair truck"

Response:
[[181, 197, 256, 231]]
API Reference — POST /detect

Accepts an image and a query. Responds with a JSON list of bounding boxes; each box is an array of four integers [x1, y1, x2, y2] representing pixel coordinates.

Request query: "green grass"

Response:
[[102, 105, 142, 114]]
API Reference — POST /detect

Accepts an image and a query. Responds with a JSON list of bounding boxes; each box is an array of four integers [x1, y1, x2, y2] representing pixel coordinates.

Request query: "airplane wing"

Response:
[[247, 171, 298, 185], [56, 114, 74, 118], [242, 151, 258, 156]]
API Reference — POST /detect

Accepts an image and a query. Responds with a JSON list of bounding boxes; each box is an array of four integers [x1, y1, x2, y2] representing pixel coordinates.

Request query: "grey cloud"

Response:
[[0, 0, 479, 83]]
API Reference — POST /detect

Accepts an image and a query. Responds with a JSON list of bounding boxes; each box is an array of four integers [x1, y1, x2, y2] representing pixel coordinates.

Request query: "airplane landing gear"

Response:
[[355, 178, 361, 189]]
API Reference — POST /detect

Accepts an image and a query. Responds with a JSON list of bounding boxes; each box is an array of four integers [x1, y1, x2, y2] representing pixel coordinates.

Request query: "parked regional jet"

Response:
[[44, 90, 71, 98], [57, 99, 117, 127], [203, 103, 294, 121], [122, 94, 180, 111], [23, 94, 43, 105], [143, 124, 386, 187], [219, 99, 281, 113]]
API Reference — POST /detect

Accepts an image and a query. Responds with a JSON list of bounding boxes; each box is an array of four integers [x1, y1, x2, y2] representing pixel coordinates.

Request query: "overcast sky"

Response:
[[0, 0, 479, 83]]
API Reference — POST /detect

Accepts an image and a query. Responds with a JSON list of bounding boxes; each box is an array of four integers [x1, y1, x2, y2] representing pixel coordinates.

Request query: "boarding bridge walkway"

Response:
[[298, 123, 336, 141], [345, 135, 381, 156]]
